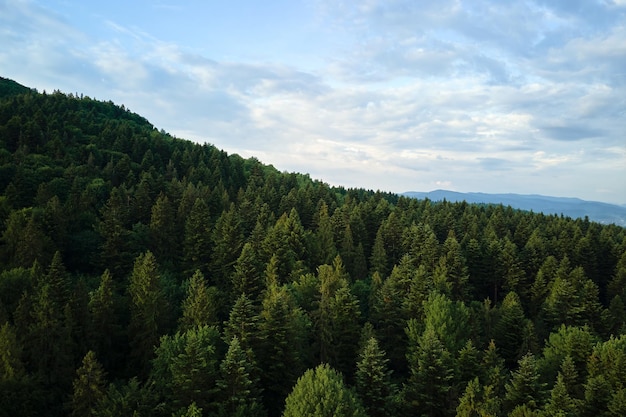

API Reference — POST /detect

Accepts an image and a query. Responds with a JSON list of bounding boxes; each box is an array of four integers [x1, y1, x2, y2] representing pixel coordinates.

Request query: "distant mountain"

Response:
[[403, 190, 626, 226]]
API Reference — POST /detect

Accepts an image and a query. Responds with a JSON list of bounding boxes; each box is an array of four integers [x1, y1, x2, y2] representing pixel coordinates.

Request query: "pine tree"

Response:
[[149, 193, 178, 266], [70, 351, 107, 417], [88, 269, 117, 371], [495, 292, 527, 367], [504, 353, 545, 414], [179, 269, 218, 331], [231, 242, 264, 302], [283, 364, 367, 417], [217, 336, 265, 417], [97, 186, 132, 276], [404, 322, 455, 417], [313, 201, 337, 266], [543, 373, 577, 417], [223, 293, 260, 353], [0, 322, 24, 381], [355, 336, 395, 417], [316, 258, 361, 378], [182, 198, 213, 276], [257, 284, 308, 416], [211, 203, 244, 293], [151, 325, 222, 415], [128, 251, 168, 377]]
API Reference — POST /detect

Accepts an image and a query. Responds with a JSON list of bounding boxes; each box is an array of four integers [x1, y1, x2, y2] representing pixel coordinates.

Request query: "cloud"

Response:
[[0, 0, 624, 203]]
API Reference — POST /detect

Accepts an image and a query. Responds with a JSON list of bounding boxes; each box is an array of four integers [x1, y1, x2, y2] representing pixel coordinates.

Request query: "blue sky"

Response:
[[2, 0, 625, 204]]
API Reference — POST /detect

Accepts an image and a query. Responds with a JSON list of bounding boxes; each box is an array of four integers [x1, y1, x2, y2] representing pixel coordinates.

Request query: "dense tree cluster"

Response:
[[0, 78, 625, 416]]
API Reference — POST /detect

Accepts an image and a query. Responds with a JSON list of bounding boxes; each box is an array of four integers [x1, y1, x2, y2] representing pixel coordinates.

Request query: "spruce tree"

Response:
[[217, 336, 265, 417], [70, 351, 107, 417], [179, 269, 218, 331], [504, 353, 545, 414], [128, 251, 168, 377], [404, 323, 455, 417], [355, 336, 395, 417]]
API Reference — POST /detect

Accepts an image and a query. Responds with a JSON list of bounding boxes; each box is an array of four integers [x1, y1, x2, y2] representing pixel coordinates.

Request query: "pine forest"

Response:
[[0, 77, 625, 417]]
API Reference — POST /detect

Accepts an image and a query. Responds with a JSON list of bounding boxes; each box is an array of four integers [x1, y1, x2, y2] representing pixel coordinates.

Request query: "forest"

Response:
[[0, 76, 625, 417]]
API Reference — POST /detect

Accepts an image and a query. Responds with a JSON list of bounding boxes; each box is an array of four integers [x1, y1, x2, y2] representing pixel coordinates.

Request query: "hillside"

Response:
[[404, 190, 626, 226], [0, 78, 625, 417]]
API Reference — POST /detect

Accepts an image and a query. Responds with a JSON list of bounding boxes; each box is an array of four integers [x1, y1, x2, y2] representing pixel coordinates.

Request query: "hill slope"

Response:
[[0, 77, 625, 417], [403, 190, 626, 226]]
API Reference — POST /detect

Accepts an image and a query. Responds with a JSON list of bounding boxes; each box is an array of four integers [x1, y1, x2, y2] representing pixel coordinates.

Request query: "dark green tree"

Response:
[[404, 322, 455, 417], [182, 198, 213, 276], [69, 350, 107, 417], [88, 269, 117, 371], [179, 269, 219, 331], [355, 336, 396, 417], [128, 251, 168, 377], [216, 336, 265, 417], [504, 353, 545, 414], [149, 193, 178, 266]]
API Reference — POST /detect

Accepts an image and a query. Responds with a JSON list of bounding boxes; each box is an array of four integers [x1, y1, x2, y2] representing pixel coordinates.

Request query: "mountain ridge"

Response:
[[403, 189, 626, 226]]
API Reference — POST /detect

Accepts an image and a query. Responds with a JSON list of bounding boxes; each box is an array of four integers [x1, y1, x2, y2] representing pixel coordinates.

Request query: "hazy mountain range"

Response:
[[403, 190, 626, 226]]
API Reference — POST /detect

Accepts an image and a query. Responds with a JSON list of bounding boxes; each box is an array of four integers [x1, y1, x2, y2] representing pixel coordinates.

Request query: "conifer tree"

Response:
[[211, 203, 244, 292], [128, 251, 168, 377], [543, 372, 577, 417], [183, 198, 213, 276], [369, 226, 388, 277], [257, 284, 308, 416], [404, 322, 455, 417], [504, 353, 545, 414], [231, 242, 264, 302], [0, 322, 24, 381], [217, 336, 265, 417], [314, 201, 337, 267], [88, 269, 116, 371], [495, 291, 527, 367], [223, 293, 260, 353], [149, 193, 178, 266], [355, 336, 395, 417], [70, 350, 107, 417], [97, 186, 132, 276], [283, 364, 366, 417], [179, 269, 218, 331]]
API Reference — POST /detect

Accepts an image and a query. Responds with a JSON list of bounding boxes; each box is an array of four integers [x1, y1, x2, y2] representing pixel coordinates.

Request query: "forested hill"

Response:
[[0, 78, 625, 417]]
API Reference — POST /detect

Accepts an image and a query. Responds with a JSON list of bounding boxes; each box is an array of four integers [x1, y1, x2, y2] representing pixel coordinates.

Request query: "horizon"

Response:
[[1, 0, 625, 205]]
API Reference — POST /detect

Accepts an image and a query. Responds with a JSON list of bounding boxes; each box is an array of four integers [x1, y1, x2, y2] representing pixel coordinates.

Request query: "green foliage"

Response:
[[128, 251, 169, 376], [504, 353, 546, 414], [216, 336, 265, 417], [152, 325, 222, 414], [70, 351, 107, 417], [404, 322, 456, 417], [355, 336, 396, 417], [179, 270, 218, 330], [282, 364, 366, 417], [0, 80, 625, 417]]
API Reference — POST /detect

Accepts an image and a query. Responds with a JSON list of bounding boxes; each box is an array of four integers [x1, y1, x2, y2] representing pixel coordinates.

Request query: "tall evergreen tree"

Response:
[[182, 198, 213, 277], [355, 336, 396, 417], [216, 336, 265, 417], [128, 251, 168, 377], [504, 353, 545, 414], [70, 350, 107, 417], [88, 269, 117, 371], [179, 269, 218, 331], [404, 322, 455, 417]]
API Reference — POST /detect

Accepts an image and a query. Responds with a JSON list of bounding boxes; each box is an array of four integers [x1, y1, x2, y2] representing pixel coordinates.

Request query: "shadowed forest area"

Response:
[[0, 78, 625, 417]]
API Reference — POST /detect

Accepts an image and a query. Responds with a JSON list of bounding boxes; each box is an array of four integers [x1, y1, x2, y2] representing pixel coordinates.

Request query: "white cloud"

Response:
[[0, 0, 624, 203]]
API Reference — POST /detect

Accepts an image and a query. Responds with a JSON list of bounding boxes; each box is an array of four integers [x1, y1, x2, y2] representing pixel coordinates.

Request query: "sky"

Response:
[[1, 0, 625, 204]]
